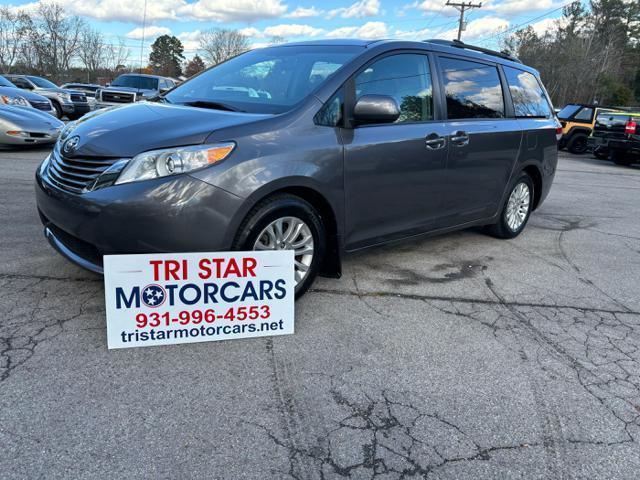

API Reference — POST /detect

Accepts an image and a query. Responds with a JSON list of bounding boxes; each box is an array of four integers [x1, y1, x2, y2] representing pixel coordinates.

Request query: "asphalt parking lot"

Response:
[[1, 148, 639, 479]]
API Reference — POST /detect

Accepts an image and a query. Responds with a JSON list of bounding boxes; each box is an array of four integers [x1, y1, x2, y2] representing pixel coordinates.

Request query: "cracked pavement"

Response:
[[1, 149, 639, 479]]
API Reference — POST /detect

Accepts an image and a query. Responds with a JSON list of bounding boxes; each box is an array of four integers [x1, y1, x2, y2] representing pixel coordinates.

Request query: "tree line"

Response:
[[503, 0, 640, 107], [0, 2, 259, 83]]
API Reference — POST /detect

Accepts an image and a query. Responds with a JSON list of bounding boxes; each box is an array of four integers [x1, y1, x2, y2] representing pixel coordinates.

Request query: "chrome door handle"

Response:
[[425, 133, 446, 150], [450, 131, 469, 146]]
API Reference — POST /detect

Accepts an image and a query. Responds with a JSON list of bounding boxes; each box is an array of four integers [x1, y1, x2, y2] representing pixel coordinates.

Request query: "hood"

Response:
[[0, 104, 64, 127], [63, 102, 271, 158], [0, 86, 50, 103]]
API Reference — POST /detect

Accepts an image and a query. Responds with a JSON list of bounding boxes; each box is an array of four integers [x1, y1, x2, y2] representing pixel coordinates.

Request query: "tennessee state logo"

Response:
[[141, 284, 166, 308]]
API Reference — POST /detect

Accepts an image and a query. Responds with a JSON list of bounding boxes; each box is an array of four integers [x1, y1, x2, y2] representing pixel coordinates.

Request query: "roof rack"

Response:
[[424, 39, 521, 63]]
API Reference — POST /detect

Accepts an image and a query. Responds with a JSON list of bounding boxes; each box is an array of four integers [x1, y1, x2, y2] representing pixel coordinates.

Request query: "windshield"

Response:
[[0, 76, 16, 87], [165, 45, 363, 114], [27, 76, 58, 88], [557, 104, 581, 119], [112, 75, 159, 90]]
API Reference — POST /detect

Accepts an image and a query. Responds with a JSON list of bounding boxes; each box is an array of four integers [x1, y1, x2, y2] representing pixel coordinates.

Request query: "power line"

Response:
[[445, 1, 482, 40], [476, 1, 574, 45]]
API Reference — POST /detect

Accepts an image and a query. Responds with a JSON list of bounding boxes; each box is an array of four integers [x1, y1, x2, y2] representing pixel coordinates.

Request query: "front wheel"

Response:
[[486, 173, 534, 239], [593, 146, 609, 160], [233, 194, 326, 298], [51, 101, 63, 119]]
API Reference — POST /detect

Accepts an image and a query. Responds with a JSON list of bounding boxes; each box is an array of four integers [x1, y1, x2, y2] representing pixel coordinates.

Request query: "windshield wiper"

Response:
[[183, 100, 243, 112]]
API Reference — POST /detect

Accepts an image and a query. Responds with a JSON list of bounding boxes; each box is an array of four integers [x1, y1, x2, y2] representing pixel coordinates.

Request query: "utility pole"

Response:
[[139, 0, 148, 74], [445, 1, 482, 41]]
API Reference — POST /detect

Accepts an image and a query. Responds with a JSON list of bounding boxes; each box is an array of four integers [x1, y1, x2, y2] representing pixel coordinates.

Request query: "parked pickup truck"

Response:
[[96, 74, 176, 108], [5, 74, 91, 120], [588, 111, 640, 166]]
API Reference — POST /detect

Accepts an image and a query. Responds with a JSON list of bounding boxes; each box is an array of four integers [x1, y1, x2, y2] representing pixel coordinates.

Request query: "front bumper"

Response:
[[70, 103, 91, 116], [36, 170, 245, 273], [1, 129, 60, 146], [61, 102, 75, 113]]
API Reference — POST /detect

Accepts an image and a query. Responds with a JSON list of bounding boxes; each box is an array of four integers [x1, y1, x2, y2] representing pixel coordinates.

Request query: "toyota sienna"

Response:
[[36, 39, 559, 296]]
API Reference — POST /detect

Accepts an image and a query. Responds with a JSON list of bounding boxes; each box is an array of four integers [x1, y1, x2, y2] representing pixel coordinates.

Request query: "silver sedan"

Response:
[[0, 105, 64, 146]]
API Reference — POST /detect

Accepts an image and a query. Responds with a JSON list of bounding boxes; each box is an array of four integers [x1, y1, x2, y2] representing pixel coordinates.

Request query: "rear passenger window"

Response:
[[439, 57, 504, 119], [355, 54, 433, 123], [504, 67, 551, 118], [574, 108, 593, 121]]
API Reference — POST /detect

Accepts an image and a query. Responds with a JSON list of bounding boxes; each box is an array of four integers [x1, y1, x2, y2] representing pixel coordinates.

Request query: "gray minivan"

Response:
[[36, 39, 560, 296]]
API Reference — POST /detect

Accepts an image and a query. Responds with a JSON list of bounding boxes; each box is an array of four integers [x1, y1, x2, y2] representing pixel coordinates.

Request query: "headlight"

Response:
[[60, 93, 72, 102], [0, 95, 29, 107], [115, 142, 236, 185]]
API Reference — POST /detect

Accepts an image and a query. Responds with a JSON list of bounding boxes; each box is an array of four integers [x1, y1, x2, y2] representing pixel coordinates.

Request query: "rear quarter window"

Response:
[[503, 67, 551, 118], [574, 108, 593, 121], [439, 57, 505, 119]]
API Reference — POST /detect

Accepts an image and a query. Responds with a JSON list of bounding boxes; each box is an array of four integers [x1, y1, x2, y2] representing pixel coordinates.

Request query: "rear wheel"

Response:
[[486, 173, 534, 239], [611, 149, 633, 166], [233, 194, 326, 298], [567, 133, 588, 154]]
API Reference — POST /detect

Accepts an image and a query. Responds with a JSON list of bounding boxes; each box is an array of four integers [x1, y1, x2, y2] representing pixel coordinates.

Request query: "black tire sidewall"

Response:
[[234, 196, 326, 298], [500, 174, 534, 238], [52, 101, 63, 119], [568, 134, 588, 154]]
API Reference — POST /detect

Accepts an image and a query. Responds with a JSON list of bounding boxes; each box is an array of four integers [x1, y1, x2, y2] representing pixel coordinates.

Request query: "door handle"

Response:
[[450, 130, 469, 146], [425, 133, 446, 150]]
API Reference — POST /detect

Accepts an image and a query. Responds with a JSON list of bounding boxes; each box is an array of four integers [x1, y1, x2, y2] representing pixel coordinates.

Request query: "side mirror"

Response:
[[352, 94, 400, 126]]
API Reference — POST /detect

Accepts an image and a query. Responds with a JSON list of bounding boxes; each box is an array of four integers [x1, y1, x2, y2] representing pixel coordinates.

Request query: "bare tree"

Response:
[[104, 38, 131, 74], [267, 36, 287, 46], [22, 3, 85, 78], [0, 7, 29, 72], [199, 29, 250, 66], [78, 27, 105, 81]]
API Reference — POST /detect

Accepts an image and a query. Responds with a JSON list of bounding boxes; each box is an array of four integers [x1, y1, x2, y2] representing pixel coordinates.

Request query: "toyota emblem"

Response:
[[63, 135, 80, 154]]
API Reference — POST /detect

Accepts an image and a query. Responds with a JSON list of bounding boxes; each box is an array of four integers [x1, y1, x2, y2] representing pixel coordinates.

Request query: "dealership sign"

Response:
[[104, 251, 295, 349]]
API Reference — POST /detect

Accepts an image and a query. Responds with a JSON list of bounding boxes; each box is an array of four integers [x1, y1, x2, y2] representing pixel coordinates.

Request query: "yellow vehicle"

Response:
[[557, 103, 621, 154]]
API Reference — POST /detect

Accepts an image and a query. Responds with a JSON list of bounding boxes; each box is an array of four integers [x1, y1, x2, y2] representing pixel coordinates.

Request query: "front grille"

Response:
[[30, 100, 52, 111], [70, 93, 87, 102], [101, 91, 135, 103], [46, 150, 119, 194]]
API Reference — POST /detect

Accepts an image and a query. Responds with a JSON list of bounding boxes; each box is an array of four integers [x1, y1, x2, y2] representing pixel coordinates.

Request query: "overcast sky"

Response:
[[2, 0, 571, 61]]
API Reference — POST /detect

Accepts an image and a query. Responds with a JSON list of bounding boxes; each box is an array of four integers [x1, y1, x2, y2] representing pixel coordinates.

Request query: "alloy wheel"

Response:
[[253, 216, 314, 285], [505, 182, 531, 231]]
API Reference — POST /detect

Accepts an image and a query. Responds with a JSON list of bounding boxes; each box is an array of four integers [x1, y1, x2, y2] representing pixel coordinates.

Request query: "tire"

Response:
[[567, 133, 588, 154], [51, 101, 63, 119], [232, 194, 326, 298], [611, 149, 633, 166], [486, 173, 534, 239]]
